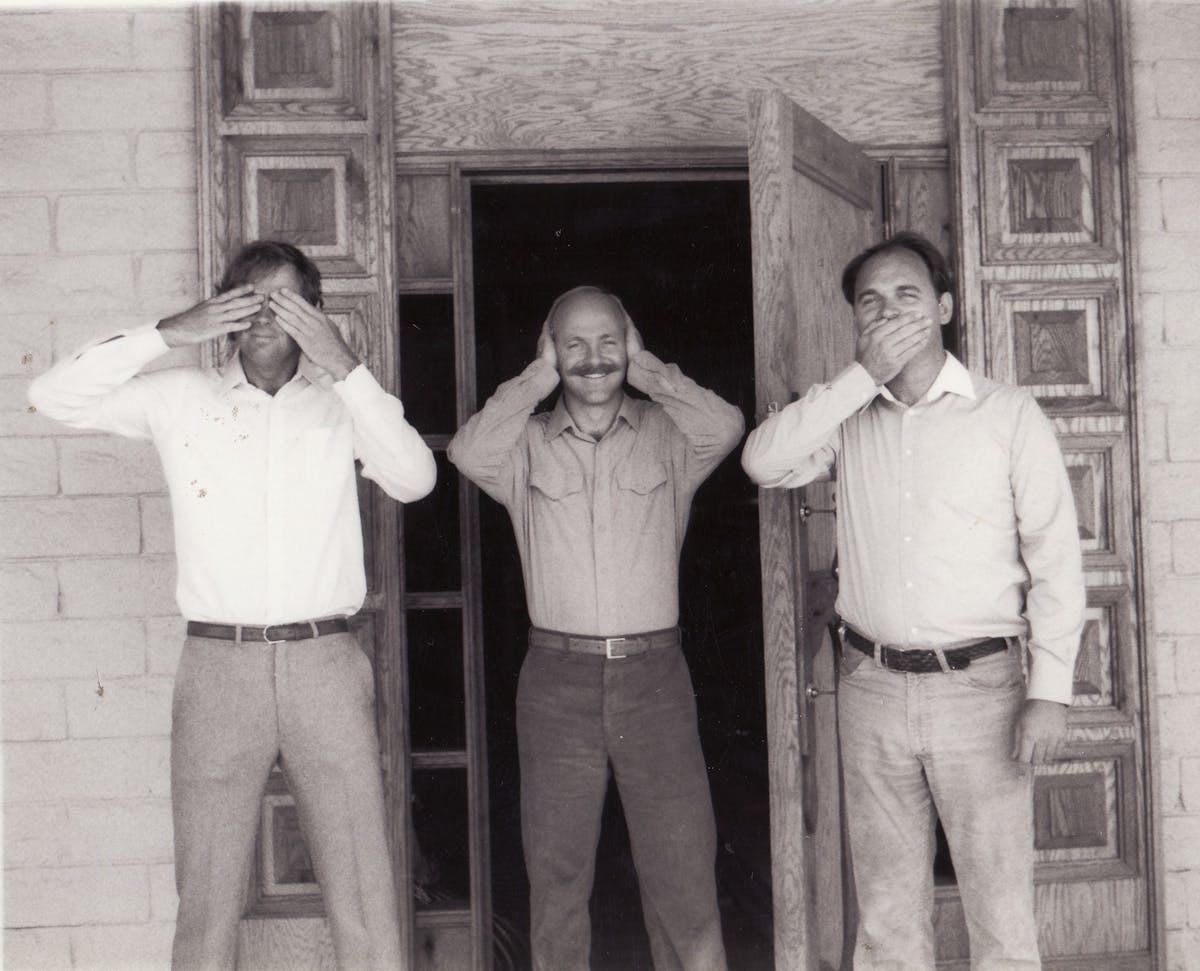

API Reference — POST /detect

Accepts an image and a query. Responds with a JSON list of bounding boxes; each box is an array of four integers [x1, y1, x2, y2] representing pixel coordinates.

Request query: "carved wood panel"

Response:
[[980, 127, 1117, 264], [222, 136, 374, 278], [975, 0, 1116, 111], [984, 278, 1124, 414], [946, 0, 1150, 963], [219, 3, 370, 118], [197, 4, 414, 967]]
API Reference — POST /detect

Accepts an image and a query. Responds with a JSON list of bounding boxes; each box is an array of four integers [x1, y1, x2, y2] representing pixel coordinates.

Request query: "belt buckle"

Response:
[[605, 637, 627, 660], [261, 624, 286, 645]]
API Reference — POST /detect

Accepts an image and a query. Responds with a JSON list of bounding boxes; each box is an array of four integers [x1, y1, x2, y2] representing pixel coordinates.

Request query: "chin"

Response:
[[240, 330, 297, 353]]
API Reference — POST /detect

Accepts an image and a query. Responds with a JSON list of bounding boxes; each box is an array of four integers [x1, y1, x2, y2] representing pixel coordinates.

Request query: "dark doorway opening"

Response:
[[470, 177, 772, 970]]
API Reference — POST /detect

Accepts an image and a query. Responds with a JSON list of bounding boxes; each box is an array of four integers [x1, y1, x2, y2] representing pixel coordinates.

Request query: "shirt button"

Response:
[[904, 491, 912, 500], [904, 536, 912, 543], [905, 449, 913, 457], [905, 581, 913, 589]]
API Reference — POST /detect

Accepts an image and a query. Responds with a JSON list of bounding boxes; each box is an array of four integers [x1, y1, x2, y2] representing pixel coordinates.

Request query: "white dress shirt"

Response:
[[29, 325, 436, 625], [742, 353, 1085, 704]]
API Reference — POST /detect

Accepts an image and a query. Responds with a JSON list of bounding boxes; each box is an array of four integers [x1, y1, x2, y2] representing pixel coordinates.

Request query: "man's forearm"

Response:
[[627, 349, 745, 466], [741, 362, 876, 488], [336, 365, 437, 503], [447, 357, 559, 489], [27, 325, 169, 435]]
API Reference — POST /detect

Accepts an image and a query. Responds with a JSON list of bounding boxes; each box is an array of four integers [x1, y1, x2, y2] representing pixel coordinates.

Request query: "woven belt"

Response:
[[528, 626, 680, 660], [840, 624, 1008, 673], [186, 617, 350, 644]]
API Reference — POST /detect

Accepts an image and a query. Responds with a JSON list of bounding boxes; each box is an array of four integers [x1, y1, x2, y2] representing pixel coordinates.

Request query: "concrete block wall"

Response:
[[1, 8, 198, 969], [1132, 2, 1200, 970]]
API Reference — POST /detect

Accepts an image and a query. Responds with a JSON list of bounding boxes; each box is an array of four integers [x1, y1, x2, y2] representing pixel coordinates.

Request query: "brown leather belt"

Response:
[[529, 626, 680, 660], [840, 624, 1008, 673], [186, 618, 350, 644]]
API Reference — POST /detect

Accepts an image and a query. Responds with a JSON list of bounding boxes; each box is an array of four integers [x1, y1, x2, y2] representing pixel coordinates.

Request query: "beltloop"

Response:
[[873, 639, 883, 668], [932, 645, 953, 674]]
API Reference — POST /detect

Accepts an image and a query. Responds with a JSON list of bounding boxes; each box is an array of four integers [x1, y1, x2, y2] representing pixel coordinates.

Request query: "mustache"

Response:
[[566, 362, 622, 377]]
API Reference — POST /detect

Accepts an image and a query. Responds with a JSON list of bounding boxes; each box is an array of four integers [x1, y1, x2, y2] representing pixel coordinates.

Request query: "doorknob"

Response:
[[805, 683, 835, 701]]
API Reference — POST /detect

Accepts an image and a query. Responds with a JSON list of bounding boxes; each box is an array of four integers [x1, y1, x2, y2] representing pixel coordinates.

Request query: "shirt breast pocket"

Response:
[[529, 465, 584, 503], [615, 461, 669, 497], [300, 422, 354, 479]]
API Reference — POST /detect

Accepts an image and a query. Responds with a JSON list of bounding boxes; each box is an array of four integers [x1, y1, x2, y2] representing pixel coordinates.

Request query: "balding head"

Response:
[[544, 286, 630, 341]]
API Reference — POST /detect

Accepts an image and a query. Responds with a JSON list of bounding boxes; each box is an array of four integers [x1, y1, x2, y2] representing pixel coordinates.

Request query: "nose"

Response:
[[249, 300, 276, 327]]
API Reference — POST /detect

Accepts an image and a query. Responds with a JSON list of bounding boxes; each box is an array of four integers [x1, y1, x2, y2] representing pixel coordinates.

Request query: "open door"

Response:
[[746, 90, 879, 970]]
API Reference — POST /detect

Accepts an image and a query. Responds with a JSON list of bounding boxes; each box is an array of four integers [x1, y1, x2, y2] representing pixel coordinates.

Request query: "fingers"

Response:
[[863, 316, 929, 348], [269, 290, 320, 326], [216, 296, 263, 323], [625, 319, 644, 357], [1011, 727, 1063, 765], [536, 320, 557, 366], [213, 284, 255, 302]]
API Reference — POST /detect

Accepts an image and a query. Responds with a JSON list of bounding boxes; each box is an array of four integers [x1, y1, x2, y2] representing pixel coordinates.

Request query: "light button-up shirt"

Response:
[[742, 353, 1085, 704], [448, 352, 745, 635], [28, 325, 436, 624]]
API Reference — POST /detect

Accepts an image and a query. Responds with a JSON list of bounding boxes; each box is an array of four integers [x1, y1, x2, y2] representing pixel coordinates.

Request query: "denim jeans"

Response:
[[837, 640, 1040, 971], [516, 638, 727, 971]]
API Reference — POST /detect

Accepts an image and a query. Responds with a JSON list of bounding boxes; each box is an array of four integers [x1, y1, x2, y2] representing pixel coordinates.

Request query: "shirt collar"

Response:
[[546, 392, 641, 440], [878, 352, 976, 406], [218, 351, 326, 396]]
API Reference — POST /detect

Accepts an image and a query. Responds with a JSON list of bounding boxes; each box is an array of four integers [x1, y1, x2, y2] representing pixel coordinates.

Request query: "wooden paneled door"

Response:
[[746, 89, 880, 971], [193, 4, 474, 969], [945, 1, 1154, 967]]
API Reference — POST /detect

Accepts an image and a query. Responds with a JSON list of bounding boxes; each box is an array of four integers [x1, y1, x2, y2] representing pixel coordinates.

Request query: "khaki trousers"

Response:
[[170, 633, 402, 970]]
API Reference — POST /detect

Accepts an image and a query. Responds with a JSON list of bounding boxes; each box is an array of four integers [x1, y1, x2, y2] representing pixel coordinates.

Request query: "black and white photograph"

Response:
[[1, 1, 1198, 969]]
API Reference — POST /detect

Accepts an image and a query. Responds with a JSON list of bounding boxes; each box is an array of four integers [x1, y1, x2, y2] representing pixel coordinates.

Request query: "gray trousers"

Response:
[[516, 639, 727, 971], [170, 633, 403, 970]]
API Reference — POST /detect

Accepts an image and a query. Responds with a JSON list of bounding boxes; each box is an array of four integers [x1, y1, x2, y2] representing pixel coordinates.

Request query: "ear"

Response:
[[937, 292, 954, 326]]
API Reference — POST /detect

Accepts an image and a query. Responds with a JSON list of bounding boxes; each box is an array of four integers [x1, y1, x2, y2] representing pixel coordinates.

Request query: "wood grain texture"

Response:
[[943, 1, 1151, 964], [976, 0, 1116, 111], [199, 6, 417, 966], [748, 88, 877, 971], [220, 2, 370, 119], [886, 154, 953, 258], [935, 877, 1148, 961], [236, 916, 336, 969], [396, 173, 453, 279], [980, 126, 1118, 266], [392, 0, 943, 153], [1035, 877, 1149, 955], [748, 89, 810, 970]]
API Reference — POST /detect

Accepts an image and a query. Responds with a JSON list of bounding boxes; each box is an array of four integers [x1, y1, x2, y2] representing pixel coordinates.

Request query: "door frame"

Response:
[[412, 145, 922, 969]]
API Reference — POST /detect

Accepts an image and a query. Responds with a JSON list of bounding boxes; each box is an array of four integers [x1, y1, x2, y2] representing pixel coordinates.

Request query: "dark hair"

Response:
[[217, 240, 322, 307], [839, 231, 953, 307]]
